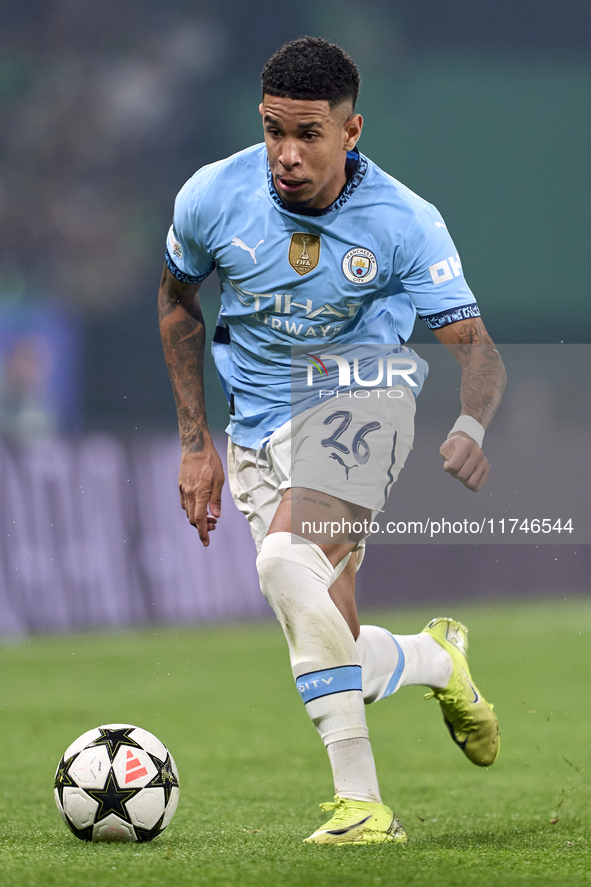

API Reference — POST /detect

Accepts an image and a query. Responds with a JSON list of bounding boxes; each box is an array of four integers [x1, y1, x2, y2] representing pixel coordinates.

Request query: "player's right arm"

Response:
[[158, 264, 224, 547]]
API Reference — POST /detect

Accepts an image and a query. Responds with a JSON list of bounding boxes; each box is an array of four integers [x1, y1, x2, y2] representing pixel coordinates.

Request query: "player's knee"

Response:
[[256, 531, 361, 674], [256, 531, 334, 608]]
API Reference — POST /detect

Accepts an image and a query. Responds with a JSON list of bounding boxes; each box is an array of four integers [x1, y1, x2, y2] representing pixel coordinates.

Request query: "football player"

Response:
[[159, 37, 506, 844]]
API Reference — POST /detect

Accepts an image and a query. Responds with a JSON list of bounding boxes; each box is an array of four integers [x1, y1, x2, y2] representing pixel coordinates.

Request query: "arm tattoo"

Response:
[[158, 269, 209, 452], [451, 320, 506, 427]]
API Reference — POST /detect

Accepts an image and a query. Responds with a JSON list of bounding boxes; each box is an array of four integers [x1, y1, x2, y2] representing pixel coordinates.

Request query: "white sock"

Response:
[[327, 738, 382, 803], [356, 625, 452, 702], [396, 633, 452, 689], [256, 533, 382, 798]]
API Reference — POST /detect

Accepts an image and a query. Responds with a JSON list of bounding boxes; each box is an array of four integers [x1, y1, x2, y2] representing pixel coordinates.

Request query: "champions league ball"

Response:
[[54, 724, 180, 842]]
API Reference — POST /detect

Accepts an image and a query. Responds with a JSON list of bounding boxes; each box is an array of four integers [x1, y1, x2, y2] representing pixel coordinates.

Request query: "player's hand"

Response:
[[439, 431, 490, 492], [178, 441, 225, 546]]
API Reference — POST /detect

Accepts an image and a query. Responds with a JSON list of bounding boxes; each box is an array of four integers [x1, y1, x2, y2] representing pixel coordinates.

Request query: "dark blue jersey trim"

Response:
[[420, 302, 481, 330], [165, 248, 215, 284], [267, 148, 368, 217], [213, 325, 231, 344]]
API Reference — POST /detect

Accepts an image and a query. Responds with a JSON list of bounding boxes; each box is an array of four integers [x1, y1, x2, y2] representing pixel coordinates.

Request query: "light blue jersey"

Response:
[[165, 144, 480, 448]]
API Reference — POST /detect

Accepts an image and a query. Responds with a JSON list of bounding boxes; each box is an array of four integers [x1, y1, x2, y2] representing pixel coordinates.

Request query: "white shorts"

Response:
[[227, 386, 415, 555]]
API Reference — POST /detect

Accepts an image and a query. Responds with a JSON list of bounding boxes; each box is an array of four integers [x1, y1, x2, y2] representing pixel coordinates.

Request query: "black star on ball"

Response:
[[54, 756, 78, 807], [146, 753, 179, 806], [87, 769, 139, 822], [88, 727, 143, 761]]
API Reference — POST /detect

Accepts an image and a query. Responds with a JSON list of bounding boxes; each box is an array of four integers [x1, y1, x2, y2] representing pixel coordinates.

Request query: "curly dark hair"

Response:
[[261, 37, 360, 109]]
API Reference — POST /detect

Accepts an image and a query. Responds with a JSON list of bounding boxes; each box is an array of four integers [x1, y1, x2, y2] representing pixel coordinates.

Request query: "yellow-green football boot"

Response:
[[303, 796, 408, 845], [423, 617, 500, 766]]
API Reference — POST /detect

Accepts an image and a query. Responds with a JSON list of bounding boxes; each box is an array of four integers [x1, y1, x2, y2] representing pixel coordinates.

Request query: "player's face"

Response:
[[260, 95, 362, 210]]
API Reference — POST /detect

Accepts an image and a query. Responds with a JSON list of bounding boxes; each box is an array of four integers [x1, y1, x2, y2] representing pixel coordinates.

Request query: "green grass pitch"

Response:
[[0, 598, 590, 887]]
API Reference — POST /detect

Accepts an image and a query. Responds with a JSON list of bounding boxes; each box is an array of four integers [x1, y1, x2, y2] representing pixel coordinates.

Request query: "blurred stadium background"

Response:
[[1, 0, 589, 635]]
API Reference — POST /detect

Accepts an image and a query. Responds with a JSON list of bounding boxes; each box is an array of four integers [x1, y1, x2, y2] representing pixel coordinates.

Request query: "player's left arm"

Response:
[[433, 316, 506, 492]]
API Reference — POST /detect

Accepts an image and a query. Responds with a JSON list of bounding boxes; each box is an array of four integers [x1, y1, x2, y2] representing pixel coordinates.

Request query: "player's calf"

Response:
[[256, 531, 384, 803]]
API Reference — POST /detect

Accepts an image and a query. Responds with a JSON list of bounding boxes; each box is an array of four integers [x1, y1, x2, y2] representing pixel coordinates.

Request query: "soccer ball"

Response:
[[54, 723, 180, 842]]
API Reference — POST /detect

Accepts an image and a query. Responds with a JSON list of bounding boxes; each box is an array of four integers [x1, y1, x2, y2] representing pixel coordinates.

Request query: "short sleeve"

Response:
[[395, 204, 480, 330], [164, 175, 216, 285]]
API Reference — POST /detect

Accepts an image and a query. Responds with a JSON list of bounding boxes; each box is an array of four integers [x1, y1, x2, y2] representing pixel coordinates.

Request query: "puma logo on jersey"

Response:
[[231, 237, 264, 264], [329, 452, 357, 480], [435, 222, 446, 228]]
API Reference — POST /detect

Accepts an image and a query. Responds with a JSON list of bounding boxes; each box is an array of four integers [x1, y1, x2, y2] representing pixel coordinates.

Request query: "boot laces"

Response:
[[424, 688, 476, 734], [318, 797, 369, 827]]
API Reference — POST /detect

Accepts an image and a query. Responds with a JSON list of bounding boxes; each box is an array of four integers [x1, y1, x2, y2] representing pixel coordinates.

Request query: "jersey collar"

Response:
[[266, 147, 368, 217]]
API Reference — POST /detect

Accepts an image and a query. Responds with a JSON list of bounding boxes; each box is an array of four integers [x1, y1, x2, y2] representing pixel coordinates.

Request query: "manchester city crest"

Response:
[[342, 247, 378, 285]]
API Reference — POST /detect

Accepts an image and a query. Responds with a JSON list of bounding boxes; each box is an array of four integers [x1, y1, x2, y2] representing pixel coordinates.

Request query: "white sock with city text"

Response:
[[256, 532, 382, 801]]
